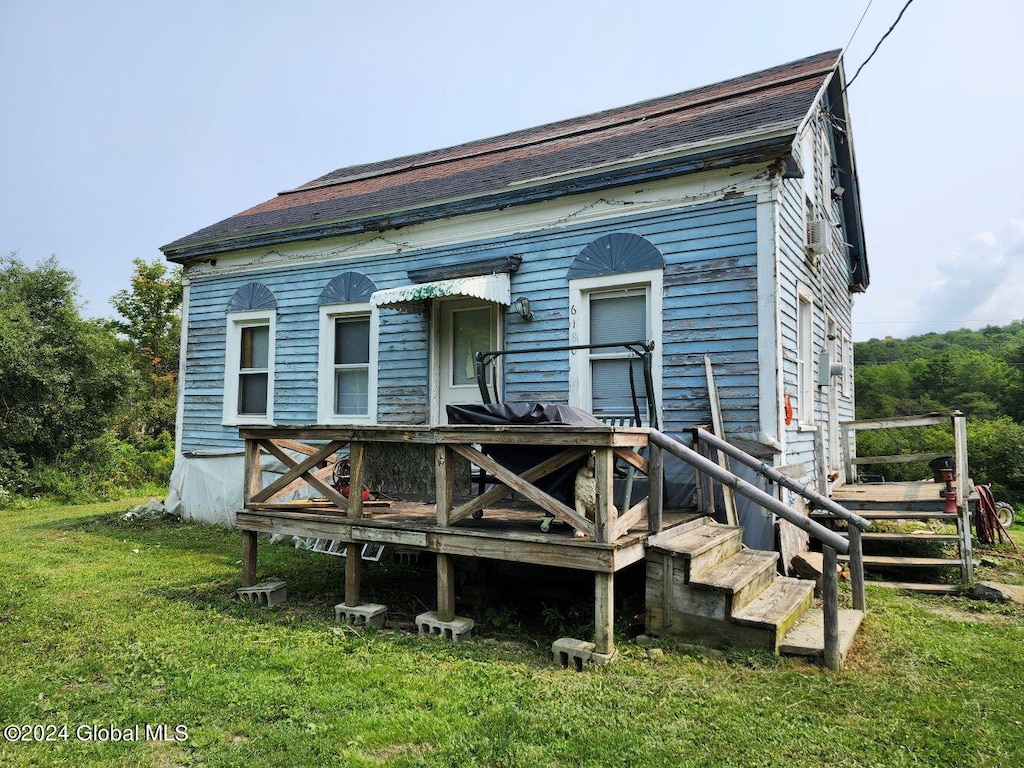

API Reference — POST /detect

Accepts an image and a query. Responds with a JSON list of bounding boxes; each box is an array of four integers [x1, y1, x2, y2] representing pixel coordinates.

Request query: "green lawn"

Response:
[[1, 499, 1022, 767]]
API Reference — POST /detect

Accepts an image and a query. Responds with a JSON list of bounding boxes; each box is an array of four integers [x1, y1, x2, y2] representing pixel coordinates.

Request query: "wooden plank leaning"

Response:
[[705, 356, 739, 526]]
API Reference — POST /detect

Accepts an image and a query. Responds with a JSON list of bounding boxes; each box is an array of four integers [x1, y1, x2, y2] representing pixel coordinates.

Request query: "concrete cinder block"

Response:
[[552, 637, 617, 669], [235, 580, 287, 607], [415, 611, 475, 641], [335, 602, 388, 627]]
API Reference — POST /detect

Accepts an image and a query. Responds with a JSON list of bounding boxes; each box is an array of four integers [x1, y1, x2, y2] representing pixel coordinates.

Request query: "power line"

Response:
[[842, 0, 875, 56], [843, 0, 915, 93]]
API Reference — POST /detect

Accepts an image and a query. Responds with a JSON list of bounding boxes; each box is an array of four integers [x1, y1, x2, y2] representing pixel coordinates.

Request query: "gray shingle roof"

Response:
[[163, 50, 840, 258]]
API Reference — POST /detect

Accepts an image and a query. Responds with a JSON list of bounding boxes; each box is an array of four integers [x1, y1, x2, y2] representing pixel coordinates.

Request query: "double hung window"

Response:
[[318, 304, 376, 423], [224, 311, 275, 424], [569, 269, 661, 423]]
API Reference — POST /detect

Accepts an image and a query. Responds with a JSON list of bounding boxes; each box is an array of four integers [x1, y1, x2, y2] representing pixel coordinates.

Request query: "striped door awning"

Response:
[[369, 273, 511, 310]]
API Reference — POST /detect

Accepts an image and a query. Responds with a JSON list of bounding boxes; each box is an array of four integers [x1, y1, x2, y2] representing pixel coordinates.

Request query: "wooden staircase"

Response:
[[819, 480, 973, 594], [645, 518, 863, 664]]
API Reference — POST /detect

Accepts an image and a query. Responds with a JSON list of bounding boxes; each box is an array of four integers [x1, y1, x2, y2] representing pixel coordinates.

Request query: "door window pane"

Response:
[[589, 289, 648, 418], [452, 307, 491, 386]]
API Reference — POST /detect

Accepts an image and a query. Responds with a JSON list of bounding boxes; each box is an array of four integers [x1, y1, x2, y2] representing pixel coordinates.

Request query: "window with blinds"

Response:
[[588, 289, 648, 418]]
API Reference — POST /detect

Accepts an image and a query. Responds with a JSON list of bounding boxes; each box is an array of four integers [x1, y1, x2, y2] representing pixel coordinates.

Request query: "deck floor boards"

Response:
[[239, 496, 702, 572]]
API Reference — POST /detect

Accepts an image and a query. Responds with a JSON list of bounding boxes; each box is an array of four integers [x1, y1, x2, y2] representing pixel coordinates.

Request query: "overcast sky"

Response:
[[2, 0, 1022, 341]]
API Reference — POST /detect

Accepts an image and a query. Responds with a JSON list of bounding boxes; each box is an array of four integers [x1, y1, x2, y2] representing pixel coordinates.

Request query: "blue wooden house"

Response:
[[162, 50, 869, 540]]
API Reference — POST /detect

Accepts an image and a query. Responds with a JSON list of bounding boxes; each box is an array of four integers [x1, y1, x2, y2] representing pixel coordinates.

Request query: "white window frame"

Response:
[[796, 285, 816, 428], [318, 302, 378, 424], [223, 310, 276, 426], [568, 269, 662, 423]]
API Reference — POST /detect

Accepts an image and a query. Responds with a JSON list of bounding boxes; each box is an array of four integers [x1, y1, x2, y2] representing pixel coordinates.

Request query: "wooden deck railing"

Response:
[[840, 411, 971, 581], [239, 424, 656, 658]]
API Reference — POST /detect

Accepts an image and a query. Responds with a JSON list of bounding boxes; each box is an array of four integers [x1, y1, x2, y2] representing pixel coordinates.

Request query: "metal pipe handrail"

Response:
[[473, 340, 658, 429], [648, 430, 850, 555], [693, 428, 871, 531]]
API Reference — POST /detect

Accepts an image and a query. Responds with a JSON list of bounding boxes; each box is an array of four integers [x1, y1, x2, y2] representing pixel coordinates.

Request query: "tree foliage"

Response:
[[0, 253, 131, 497], [109, 258, 182, 438], [855, 321, 1024, 504]]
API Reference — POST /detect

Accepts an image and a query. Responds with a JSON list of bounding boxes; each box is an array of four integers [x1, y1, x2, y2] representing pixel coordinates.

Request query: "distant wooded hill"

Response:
[[854, 321, 1024, 505], [855, 321, 1024, 421]]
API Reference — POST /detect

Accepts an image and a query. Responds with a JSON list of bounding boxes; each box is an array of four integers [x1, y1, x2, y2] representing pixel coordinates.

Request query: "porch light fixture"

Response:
[[512, 296, 534, 321]]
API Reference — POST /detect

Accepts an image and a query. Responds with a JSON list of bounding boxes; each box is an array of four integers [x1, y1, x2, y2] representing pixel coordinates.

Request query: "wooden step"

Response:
[[867, 581, 961, 595], [839, 555, 962, 569], [651, 523, 743, 581], [731, 578, 814, 651], [779, 608, 864, 666], [837, 531, 959, 542], [812, 510, 958, 522], [690, 550, 779, 612]]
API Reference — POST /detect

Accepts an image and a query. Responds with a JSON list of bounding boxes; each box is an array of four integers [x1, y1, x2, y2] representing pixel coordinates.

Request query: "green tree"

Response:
[[0, 253, 129, 493], [109, 258, 182, 438]]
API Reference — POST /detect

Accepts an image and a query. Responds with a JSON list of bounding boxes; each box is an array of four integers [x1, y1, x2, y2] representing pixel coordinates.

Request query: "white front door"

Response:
[[434, 299, 499, 423]]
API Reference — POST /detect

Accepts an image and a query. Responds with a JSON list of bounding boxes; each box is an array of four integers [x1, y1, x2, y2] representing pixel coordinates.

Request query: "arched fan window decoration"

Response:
[[226, 282, 277, 312], [318, 272, 377, 305], [567, 232, 665, 279]]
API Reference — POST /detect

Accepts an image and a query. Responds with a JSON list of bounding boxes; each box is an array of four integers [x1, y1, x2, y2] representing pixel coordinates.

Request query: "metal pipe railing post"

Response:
[[822, 545, 841, 672], [848, 525, 866, 612]]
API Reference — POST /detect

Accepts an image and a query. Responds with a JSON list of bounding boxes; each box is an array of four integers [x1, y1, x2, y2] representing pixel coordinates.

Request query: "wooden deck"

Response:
[[831, 480, 962, 508], [239, 495, 700, 573], [236, 423, 679, 658]]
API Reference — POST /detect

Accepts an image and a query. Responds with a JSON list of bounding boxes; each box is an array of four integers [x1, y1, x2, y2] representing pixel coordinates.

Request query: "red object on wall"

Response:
[[784, 394, 794, 426]]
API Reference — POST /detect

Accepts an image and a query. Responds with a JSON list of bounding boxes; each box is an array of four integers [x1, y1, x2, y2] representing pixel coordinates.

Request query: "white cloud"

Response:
[[855, 221, 1024, 340]]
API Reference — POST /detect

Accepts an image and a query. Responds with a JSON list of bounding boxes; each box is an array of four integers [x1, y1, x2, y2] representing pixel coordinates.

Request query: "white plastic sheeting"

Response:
[[165, 449, 324, 526], [165, 453, 245, 526]]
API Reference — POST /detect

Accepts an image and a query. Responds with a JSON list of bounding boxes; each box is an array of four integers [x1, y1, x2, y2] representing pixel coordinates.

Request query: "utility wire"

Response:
[[842, 0, 875, 56], [843, 0, 915, 93]]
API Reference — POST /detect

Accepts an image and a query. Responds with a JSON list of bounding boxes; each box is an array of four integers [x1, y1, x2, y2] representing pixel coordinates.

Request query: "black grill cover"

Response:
[[445, 403, 605, 504]]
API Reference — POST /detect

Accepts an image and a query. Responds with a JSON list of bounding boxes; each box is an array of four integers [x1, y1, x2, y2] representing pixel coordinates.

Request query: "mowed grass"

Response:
[[0, 500, 1023, 767]]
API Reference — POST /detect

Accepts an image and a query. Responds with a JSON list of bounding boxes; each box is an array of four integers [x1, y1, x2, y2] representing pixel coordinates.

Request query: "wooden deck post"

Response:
[[243, 437, 260, 506], [841, 422, 854, 485], [822, 545, 840, 672], [347, 441, 366, 519], [437, 553, 456, 623], [241, 530, 258, 587], [344, 544, 361, 607], [594, 571, 614, 656], [594, 447, 615, 544], [952, 411, 973, 583], [648, 441, 663, 534], [346, 441, 366, 607], [434, 444, 454, 528]]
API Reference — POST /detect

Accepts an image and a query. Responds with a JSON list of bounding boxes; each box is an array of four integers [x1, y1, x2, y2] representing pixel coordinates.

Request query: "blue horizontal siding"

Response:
[[180, 195, 761, 452]]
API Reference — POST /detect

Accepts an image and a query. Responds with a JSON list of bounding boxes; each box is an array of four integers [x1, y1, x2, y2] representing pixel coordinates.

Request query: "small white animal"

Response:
[[573, 454, 616, 537]]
